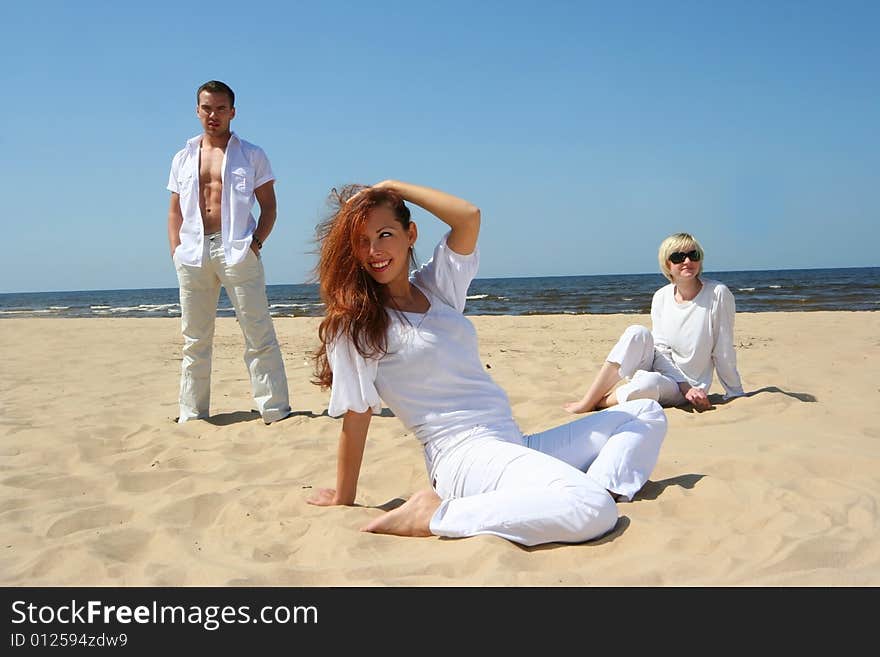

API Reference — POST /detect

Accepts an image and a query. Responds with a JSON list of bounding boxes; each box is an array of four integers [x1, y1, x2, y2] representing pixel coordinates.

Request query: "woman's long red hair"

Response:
[[311, 185, 414, 389]]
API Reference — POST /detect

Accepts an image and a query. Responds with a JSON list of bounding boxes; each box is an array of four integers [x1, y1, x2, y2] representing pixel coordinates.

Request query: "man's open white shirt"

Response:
[[167, 132, 274, 267]]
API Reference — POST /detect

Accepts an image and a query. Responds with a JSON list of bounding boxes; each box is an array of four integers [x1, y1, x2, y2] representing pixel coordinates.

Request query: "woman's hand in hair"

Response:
[[345, 180, 395, 206]]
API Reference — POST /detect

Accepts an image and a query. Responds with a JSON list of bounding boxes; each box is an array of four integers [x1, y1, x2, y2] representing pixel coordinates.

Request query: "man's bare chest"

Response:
[[198, 147, 226, 187]]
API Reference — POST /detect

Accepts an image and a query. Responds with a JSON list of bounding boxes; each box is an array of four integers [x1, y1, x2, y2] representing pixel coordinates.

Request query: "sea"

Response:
[[1, 267, 878, 318]]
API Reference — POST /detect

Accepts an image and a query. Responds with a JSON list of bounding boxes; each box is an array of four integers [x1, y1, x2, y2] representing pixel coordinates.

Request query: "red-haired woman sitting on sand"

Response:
[[307, 180, 668, 546]]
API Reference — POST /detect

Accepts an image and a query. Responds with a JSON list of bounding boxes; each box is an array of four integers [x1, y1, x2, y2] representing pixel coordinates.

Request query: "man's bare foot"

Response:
[[562, 399, 593, 414], [361, 488, 441, 537]]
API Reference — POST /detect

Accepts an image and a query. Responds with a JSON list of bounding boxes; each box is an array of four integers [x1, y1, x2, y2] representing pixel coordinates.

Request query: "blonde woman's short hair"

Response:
[[657, 233, 704, 282]]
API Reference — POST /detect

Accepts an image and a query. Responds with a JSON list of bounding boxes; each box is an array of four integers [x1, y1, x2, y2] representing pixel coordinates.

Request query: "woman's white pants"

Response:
[[427, 398, 667, 546], [609, 325, 686, 406]]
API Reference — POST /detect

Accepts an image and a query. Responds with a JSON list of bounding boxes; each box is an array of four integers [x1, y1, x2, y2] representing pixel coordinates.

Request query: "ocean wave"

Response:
[[94, 304, 180, 314], [466, 294, 489, 300], [0, 309, 53, 315], [139, 303, 178, 311], [269, 303, 321, 309]]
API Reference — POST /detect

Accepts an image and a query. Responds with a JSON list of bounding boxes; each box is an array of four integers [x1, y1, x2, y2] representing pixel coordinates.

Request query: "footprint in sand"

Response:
[[116, 470, 190, 493], [145, 563, 189, 586], [88, 528, 153, 562], [3, 474, 91, 496], [251, 542, 295, 563], [154, 492, 228, 528], [46, 505, 132, 538]]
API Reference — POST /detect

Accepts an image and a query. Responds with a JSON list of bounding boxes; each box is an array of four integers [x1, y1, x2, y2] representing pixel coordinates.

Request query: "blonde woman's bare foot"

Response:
[[595, 391, 620, 409], [563, 399, 593, 414], [361, 488, 441, 537]]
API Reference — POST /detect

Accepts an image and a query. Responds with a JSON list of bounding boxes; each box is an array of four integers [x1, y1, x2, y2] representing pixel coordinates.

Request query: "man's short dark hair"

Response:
[[197, 80, 235, 107]]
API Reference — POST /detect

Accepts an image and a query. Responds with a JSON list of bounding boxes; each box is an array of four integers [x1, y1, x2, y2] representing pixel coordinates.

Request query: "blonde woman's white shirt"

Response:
[[327, 233, 514, 446], [167, 132, 275, 267], [650, 279, 744, 399]]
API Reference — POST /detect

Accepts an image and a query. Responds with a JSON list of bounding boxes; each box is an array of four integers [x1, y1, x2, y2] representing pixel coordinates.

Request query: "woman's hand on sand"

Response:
[[684, 386, 711, 411], [307, 488, 342, 506]]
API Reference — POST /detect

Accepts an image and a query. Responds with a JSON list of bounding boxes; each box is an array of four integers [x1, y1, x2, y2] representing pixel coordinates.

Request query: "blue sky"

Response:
[[2, 0, 877, 293]]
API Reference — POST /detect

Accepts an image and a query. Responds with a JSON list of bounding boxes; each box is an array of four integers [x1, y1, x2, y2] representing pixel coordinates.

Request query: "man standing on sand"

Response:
[[166, 80, 291, 424]]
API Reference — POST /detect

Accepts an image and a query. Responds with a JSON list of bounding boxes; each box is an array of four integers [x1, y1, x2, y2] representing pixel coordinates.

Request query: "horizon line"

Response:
[[2, 264, 878, 296]]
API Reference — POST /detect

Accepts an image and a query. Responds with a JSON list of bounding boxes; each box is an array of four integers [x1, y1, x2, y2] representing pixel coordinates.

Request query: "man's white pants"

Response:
[[174, 233, 290, 423], [609, 325, 686, 406], [427, 399, 667, 546]]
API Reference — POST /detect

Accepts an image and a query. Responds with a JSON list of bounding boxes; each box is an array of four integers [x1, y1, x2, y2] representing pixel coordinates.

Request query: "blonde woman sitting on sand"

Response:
[[306, 180, 667, 546], [564, 232, 745, 414]]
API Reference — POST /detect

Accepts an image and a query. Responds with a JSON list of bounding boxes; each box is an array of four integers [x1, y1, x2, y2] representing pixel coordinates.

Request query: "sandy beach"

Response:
[[1, 312, 878, 586]]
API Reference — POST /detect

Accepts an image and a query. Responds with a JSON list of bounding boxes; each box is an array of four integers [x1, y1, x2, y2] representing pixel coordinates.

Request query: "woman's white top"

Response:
[[327, 233, 514, 446], [650, 279, 745, 399]]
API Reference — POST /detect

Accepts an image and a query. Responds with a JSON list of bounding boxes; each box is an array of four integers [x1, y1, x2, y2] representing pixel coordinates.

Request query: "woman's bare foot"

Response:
[[595, 390, 620, 409], [562, 398, 594, 414], [361, 488, 441, 537], [564, 362, 623, 414]]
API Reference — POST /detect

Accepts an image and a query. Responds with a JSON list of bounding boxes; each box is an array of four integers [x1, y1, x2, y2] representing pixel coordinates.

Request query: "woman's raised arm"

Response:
[[372, 180, 480, 255]]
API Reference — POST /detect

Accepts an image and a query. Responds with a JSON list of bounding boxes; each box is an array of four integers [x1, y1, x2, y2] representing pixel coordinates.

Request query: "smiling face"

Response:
[[356, 204, 417, 289], [196, 90, 235, 137], [658, 232, 705, 282], [668, 249, 702, 283]]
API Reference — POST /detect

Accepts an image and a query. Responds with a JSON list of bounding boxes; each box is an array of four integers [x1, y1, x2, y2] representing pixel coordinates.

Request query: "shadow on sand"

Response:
[[520, 516, 633, 552], [637, 474, 706, 501], [203, 409, 324, 426], [314, 407, 396, 419], [740, 386, 817, 403], [673, 386, 817, 413], [371, 498, 407, 512], [191, 406, 398, 427], [376, 475, 707, 551]]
